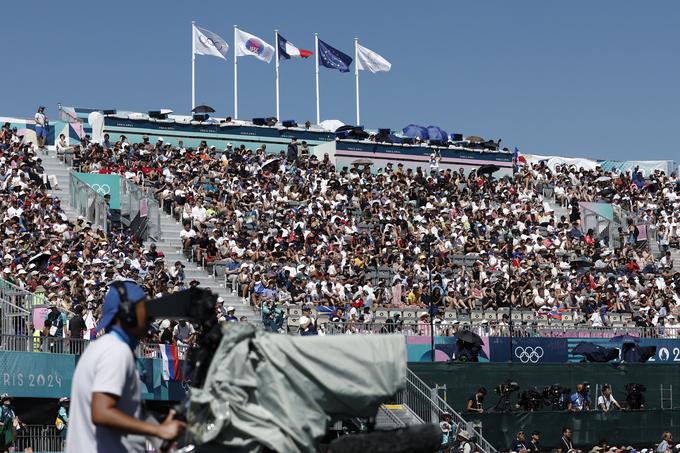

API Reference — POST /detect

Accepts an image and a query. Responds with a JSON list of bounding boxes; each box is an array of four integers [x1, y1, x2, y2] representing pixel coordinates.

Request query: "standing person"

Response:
[[66, 281, 185, 452], [466, 387, 487, 414], [0, 394, 17, 452], [597, 385, 623, 412], [511, 430, 528, 452], [47, 304, 68, 353], [68, 305, 87, 354], [56, 397, 70, 441], [35, 106, 48, 151], [286, 137, 298, 165]]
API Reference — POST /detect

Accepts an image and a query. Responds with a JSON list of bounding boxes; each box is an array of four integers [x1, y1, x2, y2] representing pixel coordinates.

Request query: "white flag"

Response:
[[356, 43, 391, 73], [235, 28, 275, 63], [193, 25, 229, 60]]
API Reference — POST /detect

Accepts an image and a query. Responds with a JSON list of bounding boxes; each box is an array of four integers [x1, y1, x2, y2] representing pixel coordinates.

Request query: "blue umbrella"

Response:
[[610, 334, 640, 344], [426, 126, 449, 142], [402, 124, 429, 140]]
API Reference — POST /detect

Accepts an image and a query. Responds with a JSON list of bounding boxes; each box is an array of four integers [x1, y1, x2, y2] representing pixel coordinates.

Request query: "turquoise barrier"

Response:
[[0, 351, 185, 401], [73, 172, 121, 209]]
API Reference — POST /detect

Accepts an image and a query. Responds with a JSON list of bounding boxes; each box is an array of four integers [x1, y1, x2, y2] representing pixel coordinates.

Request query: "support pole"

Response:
[[234, 25, 238, 119], [315, 33, 320, 125]]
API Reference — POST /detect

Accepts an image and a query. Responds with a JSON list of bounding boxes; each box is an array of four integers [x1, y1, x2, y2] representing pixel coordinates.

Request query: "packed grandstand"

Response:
[[1, 113, 680, 452]]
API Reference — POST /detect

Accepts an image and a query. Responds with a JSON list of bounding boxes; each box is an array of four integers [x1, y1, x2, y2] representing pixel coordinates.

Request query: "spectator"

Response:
[[597, 385, 623, 412], [657, 431, 673, 453], [34, 106, 48, 150], [286, 137, 298, 164], [454, 430, 473, 453], [224, 306, 238, 323], [173, 319, 196, 346], [68, 305, 87, 354]]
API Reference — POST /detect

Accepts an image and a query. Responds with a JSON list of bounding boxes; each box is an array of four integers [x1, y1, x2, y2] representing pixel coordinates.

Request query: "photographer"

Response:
[[66, 281, 185, 452], [597, 385, 623, 412], [569, 383, 592, 412], [466, 387, 487, 414]]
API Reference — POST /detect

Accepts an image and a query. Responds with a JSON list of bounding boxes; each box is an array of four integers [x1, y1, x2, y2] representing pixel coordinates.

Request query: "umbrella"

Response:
[[570, 258, 593, 269], [426, 126, 448, 142], [335, 125, 356, 133], [465, 135, 484, 143], [192, 105, 215, 113], [16, 128, 37, 146], [402, 124, 429, 140], [477, 164, 501, 176], [351, 159, 374, 166], [595, 176, 612, 183], [610, 334, 640, 344], [319, 119, 345, 132], [572, 342, 619, 363], [29, 251, 51, 268], [598, 188, 616, 198], [455, 330, 483, 346], [261, 158, 281, 171]]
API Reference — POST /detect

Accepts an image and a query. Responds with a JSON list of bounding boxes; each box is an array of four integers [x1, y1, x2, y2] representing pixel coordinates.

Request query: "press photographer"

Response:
[[66, 281, 186, 453], [597, 385, 623, 412]]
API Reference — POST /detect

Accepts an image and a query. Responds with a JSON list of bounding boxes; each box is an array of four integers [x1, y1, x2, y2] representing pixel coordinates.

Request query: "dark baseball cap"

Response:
[[95, 281, 146, 333]]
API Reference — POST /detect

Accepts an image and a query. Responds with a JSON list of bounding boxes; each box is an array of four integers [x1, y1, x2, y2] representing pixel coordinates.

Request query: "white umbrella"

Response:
[[319, 119, 345, 132], [595, 176, 612, 182]]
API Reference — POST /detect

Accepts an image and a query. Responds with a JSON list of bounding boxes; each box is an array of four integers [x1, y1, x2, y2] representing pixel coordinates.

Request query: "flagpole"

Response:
[[315, 32, 320, 125], [191, 21, 196, 110], [275, 29, 280, 121], [354, 37, 360, 126], [234, 25, 238, 119]]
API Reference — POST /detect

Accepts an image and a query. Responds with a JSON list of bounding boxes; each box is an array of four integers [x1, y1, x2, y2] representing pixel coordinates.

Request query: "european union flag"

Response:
[[318, 39, 352, 72]]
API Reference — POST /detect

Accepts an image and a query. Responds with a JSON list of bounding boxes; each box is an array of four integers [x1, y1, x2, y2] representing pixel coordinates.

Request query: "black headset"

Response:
[[109, 281, 138, 328]]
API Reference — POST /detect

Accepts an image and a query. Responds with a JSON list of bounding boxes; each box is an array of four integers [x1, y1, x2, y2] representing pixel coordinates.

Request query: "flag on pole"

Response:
[[318, 39, 352, 72], [193, 25, 229, 59], [277, 33, 312, 59], [356, 43, 391, 73], [235, 28, 275, 63], [159, 344, 180, 381]]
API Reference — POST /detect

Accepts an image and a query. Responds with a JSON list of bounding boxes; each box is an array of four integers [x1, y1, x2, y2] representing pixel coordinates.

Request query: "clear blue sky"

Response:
[[2, 1, 679, 161]]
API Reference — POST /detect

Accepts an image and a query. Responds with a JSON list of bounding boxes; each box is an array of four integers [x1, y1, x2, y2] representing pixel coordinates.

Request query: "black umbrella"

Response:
[[29, 251, 51, 268], [610, 334, 640, 344], [477, 164, 501, 176], [261, 158, 281, 171], [192, 105, 216, 113], [455, 330, 483, 346], [572, 342, 619, 363], [570, 258, 593, 269]]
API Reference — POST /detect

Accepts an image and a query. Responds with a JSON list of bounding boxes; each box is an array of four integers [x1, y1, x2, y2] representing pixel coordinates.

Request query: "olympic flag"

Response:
[[191, 22, 230, 109], [354, 40, 391, 125]]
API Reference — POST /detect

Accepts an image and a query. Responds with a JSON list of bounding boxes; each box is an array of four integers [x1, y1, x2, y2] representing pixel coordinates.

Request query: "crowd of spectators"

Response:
[[4, 120, 680, 346]]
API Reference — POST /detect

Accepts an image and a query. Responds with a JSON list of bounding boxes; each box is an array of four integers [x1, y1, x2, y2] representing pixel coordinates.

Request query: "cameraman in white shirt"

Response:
[[597, 384, 623, 412]]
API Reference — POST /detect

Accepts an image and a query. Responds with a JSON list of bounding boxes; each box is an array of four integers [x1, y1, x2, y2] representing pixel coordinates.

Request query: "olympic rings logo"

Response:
[[89, 183, 111, 195], [199, 35, 224, 51], [514, 346, 544, 363]]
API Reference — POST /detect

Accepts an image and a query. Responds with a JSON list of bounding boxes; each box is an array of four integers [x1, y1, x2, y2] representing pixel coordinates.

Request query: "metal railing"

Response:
[[70, 171, 109, 232], [309, 321, 666, 339], [0, 334, 191, 358], [0, 279, 34, 336], [120, 178, 162, 241], [14, 425, 65, 452], [392, 369, 497, 453]]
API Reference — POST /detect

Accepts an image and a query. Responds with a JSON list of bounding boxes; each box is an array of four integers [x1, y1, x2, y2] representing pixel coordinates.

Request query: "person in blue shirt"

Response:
[[511, 430, 528, 452], [569, 383, 592, 412]]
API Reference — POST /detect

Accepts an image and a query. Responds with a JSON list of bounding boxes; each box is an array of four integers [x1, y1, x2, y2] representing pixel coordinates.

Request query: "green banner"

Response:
[[469, 410, 680, 449], [0, 352, 185, 401], [74, 172, 121, 209]]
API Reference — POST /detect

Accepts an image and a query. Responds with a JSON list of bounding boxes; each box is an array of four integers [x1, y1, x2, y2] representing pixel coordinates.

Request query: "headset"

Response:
[[109, 281, 138, 328]]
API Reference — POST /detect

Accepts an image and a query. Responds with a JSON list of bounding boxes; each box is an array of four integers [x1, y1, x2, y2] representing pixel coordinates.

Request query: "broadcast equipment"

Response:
[[624, 383, 647, 409], [492, 380, 520, 413], [518, 387, 544, 412], [252, 117, 266, 126], [102, 109, 117, 116], [282, 120, 298, 128], [266, 117, 278, 126], [542, 384, 571, 411], [192, 113, 210, 122]]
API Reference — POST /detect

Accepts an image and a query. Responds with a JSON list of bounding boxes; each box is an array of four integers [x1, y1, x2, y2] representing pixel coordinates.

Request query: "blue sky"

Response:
[[2, 1, 679, 161]]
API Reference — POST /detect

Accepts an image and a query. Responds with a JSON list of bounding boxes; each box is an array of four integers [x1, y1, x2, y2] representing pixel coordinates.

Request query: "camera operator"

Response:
[[66, 281, 185, 452], [597, 385, 623, 412], [466, 387, 487, 414], [568, 383, 592, 412]]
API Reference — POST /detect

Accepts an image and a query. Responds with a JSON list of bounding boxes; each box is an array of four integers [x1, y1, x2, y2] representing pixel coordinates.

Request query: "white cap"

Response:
[[217, 297, 225, 303], [299, 315, 311, 327], [227, 306, 235, 312]]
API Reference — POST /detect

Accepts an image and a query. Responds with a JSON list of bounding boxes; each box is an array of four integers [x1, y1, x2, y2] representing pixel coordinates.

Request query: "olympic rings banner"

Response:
[[74, 172, 121, 209], [406, 336, 680, 364]]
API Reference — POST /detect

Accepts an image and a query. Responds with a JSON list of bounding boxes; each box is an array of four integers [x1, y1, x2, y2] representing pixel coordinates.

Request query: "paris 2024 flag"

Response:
[[235, 28, 275, 63]]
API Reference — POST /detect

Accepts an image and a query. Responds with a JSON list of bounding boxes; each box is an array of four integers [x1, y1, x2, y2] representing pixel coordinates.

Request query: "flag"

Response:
[[235, 28, 275, 63], [318, 39, 352, 72], [159, 344, 180, 381], [193, 25, 229, 60], [278, 33, 312, 59], [356, 43, 391, 73]]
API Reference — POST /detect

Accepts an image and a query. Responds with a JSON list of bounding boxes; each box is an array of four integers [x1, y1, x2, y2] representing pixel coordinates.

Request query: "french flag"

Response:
[[159, 344, 180, 381], [277, 33, 312, 59]]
